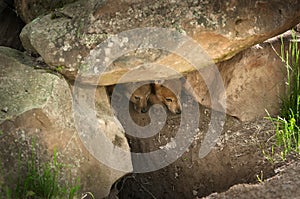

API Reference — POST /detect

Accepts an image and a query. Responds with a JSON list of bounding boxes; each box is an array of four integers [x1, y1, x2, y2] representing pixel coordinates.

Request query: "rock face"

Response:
[[0, 47, 132, 198], [204, 161, 300, 199], [185, 36, 289, 121], [20, 0, 300, 85]]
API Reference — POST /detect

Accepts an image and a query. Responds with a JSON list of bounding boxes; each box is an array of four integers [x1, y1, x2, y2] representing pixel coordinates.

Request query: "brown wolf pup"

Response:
[[124, 83, 152, 113], [151, 79, 182, 114]]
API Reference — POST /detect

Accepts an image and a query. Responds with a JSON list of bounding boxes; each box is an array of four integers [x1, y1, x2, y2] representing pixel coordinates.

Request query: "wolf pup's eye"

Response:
[[166, 98, 173, 102], [134, 96, 140, 100]]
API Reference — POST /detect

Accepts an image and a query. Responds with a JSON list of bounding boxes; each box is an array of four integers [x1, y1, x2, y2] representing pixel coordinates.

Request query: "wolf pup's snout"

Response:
[[125, 83, 151, 113], [152, 79, 182, 115]]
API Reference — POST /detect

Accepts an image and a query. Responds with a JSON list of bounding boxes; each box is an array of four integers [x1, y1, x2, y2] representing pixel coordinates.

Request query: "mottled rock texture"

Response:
[[204, 161, 300, 199], [20, 0, 300, 85], [0, 46, 132, 198], [185, 34, 293, 121]]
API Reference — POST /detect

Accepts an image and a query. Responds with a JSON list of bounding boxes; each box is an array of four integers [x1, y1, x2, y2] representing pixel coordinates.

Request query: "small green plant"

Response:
[[256, 170, 264, 183], [2, 143, 80, 199], [54, 65, 65, 72], [261, 145, 275, 164], [267, 29, 300, 160]]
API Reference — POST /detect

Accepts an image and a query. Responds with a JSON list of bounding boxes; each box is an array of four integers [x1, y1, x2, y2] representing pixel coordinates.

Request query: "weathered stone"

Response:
[[204, 161, 300, 199], [20, 0, 300, 85], [0, 47, 132, 198], [185, 34, 292, 121]]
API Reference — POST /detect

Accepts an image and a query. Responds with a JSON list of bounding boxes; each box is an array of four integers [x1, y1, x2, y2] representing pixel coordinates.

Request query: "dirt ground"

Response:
[[109, 91, 283, 199]]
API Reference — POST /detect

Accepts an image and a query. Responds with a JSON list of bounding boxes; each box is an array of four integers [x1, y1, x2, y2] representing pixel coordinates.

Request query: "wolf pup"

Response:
[[124, 83, 152, 113], [151, 79, 182, 114]]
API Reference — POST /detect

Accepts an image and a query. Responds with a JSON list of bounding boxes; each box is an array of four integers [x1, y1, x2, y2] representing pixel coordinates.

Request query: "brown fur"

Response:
[[151, 79, 182, 114], [125, 83, 151, 113]]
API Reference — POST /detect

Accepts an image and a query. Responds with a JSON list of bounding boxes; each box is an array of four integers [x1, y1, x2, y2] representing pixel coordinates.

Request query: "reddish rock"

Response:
[[185, 34, 294, 121], [20, 0, 300, 85]]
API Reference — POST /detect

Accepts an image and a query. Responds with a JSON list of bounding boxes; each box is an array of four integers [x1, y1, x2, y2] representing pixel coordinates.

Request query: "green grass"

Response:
[[2, 144, 81, 199], [256, 170, 264, 183], [267, 29, 300, 160]]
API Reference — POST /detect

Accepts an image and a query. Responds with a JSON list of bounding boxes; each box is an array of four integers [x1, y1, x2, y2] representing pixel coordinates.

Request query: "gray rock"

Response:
[[0, 47, 132, 198]]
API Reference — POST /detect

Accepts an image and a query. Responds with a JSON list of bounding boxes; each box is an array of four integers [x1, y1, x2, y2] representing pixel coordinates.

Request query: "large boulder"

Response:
[[0, 47, 132, 198], [185, 34, 292, 121], [20, 0, 300, 85]]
